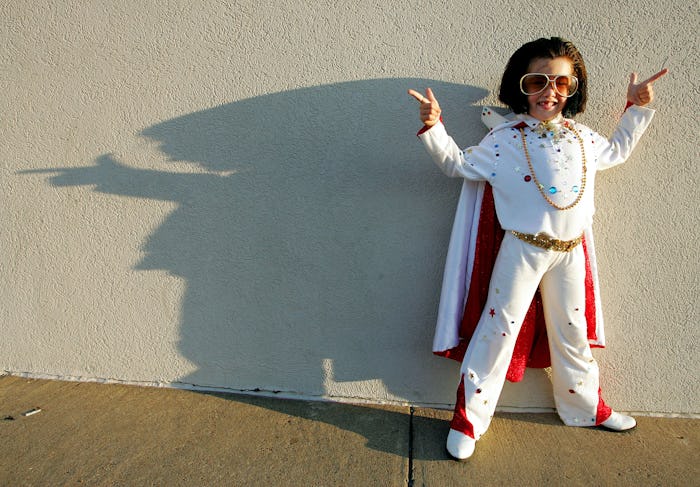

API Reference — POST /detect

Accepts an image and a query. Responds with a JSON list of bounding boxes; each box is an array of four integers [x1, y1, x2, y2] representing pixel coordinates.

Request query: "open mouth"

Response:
[[538, 100, 558, 110]]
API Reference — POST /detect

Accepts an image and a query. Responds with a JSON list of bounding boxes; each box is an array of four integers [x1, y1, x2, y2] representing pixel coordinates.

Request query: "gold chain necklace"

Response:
[[519, 124, 587, 211]]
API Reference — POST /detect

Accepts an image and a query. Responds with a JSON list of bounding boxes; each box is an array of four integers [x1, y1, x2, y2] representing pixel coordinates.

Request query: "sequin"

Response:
[[489, 308, 495, 317], [572, 185, 579, 193], [569, 389, 576, 394], [524, 175, 532, 182], [476, 388, 482, 394], [491, 172, 496, 177], [549, 186, 557, 194]]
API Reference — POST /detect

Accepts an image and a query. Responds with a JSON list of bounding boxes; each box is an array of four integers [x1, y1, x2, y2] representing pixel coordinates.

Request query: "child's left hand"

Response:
[[627, 68, 668, 106]]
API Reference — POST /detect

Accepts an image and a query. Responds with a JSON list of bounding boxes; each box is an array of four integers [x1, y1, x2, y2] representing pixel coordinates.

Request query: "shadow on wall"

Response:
[[28, 78, 489, 403]]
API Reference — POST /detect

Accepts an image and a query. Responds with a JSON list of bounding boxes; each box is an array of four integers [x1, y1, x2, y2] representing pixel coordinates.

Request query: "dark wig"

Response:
[[498, 37, 588, 118]]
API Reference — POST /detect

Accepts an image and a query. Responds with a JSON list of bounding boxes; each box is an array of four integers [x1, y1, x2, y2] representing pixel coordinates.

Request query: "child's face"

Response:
[[525, 56, 574, 121]]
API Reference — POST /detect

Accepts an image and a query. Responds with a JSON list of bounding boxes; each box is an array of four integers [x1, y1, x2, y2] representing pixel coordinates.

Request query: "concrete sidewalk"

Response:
[[1, 375, 697, 486]]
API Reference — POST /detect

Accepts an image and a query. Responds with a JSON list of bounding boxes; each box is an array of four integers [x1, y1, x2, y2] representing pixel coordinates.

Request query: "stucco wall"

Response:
[[2, 0, 697, 415]]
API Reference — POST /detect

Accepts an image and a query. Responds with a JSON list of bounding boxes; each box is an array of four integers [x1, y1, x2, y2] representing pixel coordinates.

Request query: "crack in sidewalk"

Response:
[[408, 406, 415, 486]]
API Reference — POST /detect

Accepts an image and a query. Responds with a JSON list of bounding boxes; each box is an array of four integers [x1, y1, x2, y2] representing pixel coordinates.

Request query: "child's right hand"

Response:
[[408, 88, 442, 127]]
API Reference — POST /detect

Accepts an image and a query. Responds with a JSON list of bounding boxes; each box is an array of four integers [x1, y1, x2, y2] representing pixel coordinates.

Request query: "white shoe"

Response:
[[446, 428, 476, 460], [601, 412, 636, 431]]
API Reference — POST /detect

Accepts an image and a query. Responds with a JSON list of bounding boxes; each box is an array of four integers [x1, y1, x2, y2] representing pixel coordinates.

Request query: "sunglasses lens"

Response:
[[522, 74, 549, 94], [555, 75, 578, 96]]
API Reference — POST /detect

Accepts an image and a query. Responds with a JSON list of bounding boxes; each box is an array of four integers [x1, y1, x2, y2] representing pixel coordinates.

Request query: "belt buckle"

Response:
[[535, 232, 555, 250]]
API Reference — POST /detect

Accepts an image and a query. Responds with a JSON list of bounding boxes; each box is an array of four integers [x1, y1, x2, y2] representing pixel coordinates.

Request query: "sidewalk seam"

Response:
[[408, 406, 415, 487]]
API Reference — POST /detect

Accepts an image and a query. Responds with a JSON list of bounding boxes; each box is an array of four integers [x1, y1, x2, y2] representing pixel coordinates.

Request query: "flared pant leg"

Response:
[[450, 232, 608, 440], [539, 252, 609, 427]]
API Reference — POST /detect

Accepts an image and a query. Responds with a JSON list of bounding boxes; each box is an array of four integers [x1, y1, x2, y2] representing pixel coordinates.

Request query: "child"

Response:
[[408, 37, 667, 460]]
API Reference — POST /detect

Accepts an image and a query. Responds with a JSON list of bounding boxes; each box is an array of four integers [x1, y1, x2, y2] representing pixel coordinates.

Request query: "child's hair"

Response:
[[498, 37, 588, 118]]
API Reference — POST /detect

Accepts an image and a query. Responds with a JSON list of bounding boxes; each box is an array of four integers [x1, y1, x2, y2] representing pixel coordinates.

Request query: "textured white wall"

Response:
[[2, 0, 697, 415]]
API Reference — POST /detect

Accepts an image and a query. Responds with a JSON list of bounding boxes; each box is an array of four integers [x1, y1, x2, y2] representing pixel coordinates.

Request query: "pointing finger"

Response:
[[642, 68, 669, 85], [408, 89, 428, 104]]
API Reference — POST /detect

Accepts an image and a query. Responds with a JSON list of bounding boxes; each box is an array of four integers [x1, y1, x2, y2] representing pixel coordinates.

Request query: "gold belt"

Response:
[[511, 231, 583, 252]]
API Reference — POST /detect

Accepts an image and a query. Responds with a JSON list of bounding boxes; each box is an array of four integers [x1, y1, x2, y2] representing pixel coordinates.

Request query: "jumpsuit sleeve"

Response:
[[592, 105, 656, 171], [417, 121, 495, 181]]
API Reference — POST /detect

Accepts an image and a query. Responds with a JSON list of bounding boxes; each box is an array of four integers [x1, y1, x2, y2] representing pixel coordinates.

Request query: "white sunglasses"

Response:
[[519, 73, 579, 97]]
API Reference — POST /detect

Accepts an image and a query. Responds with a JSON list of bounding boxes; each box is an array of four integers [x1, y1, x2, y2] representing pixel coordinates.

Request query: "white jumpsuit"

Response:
[[418, 106, 654, 439]]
